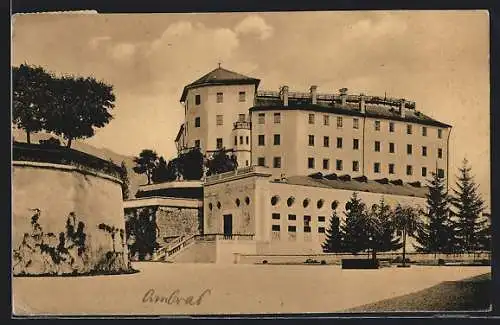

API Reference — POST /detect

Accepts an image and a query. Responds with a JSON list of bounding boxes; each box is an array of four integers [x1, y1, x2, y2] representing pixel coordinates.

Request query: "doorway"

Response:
[[223, 214, 233, 239]]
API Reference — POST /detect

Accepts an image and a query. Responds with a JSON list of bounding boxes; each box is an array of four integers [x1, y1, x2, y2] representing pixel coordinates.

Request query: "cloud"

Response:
[[343, 16, 408, 40], [235, 15, 274, 40], [88, 36, 111, 49], [109, 43, 137, 61]]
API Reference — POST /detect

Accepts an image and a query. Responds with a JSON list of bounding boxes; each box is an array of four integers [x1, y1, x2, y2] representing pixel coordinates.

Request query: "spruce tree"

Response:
[[341, 192, 368, 254], [415, 171, 456, 254], [322, 203, 343, 253], [450, 159, 487, 253], [369, 198, 402, 258]]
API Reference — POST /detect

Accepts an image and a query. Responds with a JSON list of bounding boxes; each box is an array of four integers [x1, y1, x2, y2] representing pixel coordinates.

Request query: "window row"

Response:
[[271, 225, 326, 233], [194, 92, 246, 105], [207, 197, 251, 210], [272, 213, 327, 222], [234, 135, 250, 146], [194, 113, 248, 128]]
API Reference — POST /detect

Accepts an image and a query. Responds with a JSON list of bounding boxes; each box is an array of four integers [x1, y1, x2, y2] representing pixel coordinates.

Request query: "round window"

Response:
[[317, 199, 324, 209], [287, 197, 295, 207], [235, 198, 241, 207], [331, 200, 339, 210], [208, 203, 213, 211], [271, 195, 280, 206], [217, 201, 221, 209], [303, 198, 310, 208], [245, 197, 250, 205]]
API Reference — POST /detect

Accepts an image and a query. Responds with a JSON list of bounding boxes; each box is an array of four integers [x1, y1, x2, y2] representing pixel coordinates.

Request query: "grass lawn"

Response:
[[345, 272, 491, 312]]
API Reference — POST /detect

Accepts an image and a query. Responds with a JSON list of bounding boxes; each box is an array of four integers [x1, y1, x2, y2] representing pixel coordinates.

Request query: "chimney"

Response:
[[339, 88, 348, 106], [399, 99, 406, 118], [281, 85, 289, 107], [310, 85, 318, 105], [359, 93, 366, 114]]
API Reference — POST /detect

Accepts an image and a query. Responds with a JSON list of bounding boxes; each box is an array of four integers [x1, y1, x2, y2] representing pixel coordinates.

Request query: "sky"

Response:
[[12, 11, 490, 207]]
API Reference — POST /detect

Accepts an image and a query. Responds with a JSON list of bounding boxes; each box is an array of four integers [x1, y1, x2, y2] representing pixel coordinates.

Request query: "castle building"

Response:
[[131, 66, 452, 262]]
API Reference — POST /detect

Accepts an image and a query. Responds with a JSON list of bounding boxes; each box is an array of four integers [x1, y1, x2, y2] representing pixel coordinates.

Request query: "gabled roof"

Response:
[[180, 67, 260, 102]]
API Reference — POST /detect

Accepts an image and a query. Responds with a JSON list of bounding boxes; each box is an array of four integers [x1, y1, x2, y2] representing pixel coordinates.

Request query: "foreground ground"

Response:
[[13, 263, 490, 315]]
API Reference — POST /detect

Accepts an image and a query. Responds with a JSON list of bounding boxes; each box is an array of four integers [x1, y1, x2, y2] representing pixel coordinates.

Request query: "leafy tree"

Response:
[[177, 147, 204, 180], [206, 147, 238, 176], [341, 192, 368, 254], [45, 75, 115, 148], [12, 64, 54, 144], [394, 204, 422, 267], [322, 202, 343, 253], [125, 208, 159, 261], [133, 149, 159, 185], [415, 171, 456, 254], [118, 161, 130, 200], [152, 156, 177, 183], [367, 198, 402, 260], [450, 159, 487, 253]]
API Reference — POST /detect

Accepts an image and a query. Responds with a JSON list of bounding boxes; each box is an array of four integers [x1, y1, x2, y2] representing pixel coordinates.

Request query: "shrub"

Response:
[[39, 137, 61, 147], [262, 260, 268, 264], [438, 258, 446, 265], [320, 260, 327, 265]]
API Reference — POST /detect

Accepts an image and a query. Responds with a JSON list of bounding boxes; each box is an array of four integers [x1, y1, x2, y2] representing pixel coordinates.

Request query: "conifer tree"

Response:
[[450, 159, 487, 253], [322, 201, 343, 253], [369, 198, 402, 259], [341, 192, 368, 254], [415, 171, 456, 254]]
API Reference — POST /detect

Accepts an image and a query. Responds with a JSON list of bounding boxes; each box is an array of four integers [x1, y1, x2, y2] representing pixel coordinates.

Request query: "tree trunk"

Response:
[[67, 137, 73, 148], [372, 249, 377, 262], [26, 131, 31, 144], [147, 171, 152, 185], [402, 228, 407, 267]]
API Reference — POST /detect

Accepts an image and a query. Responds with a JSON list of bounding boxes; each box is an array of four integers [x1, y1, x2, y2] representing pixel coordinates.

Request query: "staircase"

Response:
[[152, 234, 197, 262]]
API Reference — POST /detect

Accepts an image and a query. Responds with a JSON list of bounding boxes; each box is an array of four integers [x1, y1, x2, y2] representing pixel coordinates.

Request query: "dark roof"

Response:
[[251, 97, 452, 128], [276, 175, 428, 198], [174, 124, 184, 142], [180, 67, 260, 102]]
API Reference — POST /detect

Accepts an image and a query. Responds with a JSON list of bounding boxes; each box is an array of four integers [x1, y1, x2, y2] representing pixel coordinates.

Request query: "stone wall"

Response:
[[13, 161, 130, 275], [156, 206, 203, 241]]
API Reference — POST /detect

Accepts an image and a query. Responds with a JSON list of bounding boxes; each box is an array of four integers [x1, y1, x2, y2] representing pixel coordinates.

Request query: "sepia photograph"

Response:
[[11, 10, 491, 316]]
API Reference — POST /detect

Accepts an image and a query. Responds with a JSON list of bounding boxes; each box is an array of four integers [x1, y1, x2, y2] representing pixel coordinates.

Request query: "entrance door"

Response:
[[223, 214, 233, 239]]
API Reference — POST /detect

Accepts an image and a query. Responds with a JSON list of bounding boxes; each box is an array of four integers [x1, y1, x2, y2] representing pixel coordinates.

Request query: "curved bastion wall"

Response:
[[12, 146, 130, 276]]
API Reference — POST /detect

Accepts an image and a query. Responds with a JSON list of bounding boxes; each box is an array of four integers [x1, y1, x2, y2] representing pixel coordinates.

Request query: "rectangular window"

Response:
[[374, 141, 381, 152], [304, 226, 311, 233], [374, 120, 381, 131], [273, 157, 281, 168], [216, 138, 223, 149], [238, 113, 246, 122], [389, 142, 395, 153], [274, 113, 281, 124], [407, 124, 413, 135], [308, 135, 315, 146], [438, 148, 443, 159], [353, 118, 359, 129], [323, 136, 329, 147], [216, 92, 223, 103], [288, 226, 297, 232], [318, 216, 326, 222], [272, 213, 280, 220], [246, 136, 249, 145], [239, 91, 246, 102], [438, 129, 443, 139], [195, 117, 201, 128], [245, 160, 249, 166], [323, 159, 329, 170], [407, 144, 413, 155], [337, 137, 343, 148], [216, 114, 223, 126], [422, 126, 427, 136], [195, 94, 201, 105], [352, 160, 359, 172], [353, 138, 359, 150], [258, 113, 265, 124], [438, 168, 445, 178], [337, 116, 343, 128], [389, 163, 395, 174], [273, 134, 280, 145], [336, 159, 343, 171], [318, 227, 325, 233], [324, 115, 330, 126], [288, 214, 296, 221], [234, 136, 237, 146], [194, 140, 200, 148], [239, 136, 244, 145], [374, 162, 381, 173], [422, 146, 427, 157], [422, 167, 427, 177], [308, 113, 315, 124], [258, 135, 265, 146], [389, 122, 395, 132], [406, 165, 413, 175], [272, 225, 280, 231], [304, 215, 311, 223], [308, 157, 315, 169], [257, 157, 265, 166]]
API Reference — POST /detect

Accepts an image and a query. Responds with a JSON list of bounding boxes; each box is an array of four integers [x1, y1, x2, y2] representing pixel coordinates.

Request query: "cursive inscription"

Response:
[[142, 288, 211, 306]]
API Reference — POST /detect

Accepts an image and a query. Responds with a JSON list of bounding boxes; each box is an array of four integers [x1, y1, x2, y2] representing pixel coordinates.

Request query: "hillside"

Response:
[[12, 128, 147, 198]]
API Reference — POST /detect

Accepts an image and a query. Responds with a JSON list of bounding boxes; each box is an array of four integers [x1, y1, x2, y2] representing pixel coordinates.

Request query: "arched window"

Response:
[[235, 198, 241, 207], [245, 197, 250, 205], [217, 201, 221, 209]]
